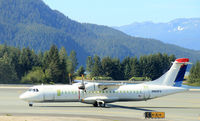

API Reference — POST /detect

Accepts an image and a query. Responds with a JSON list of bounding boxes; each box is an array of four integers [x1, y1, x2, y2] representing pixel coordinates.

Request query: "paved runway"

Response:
[[0, 86, 200, 121]]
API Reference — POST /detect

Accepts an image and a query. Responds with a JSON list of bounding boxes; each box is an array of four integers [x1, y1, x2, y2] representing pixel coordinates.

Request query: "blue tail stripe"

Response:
[[173, 65, 187, 87]]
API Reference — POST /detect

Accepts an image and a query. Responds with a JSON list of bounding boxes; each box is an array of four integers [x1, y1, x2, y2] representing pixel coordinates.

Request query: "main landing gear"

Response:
[[93, 100, 106, 107]]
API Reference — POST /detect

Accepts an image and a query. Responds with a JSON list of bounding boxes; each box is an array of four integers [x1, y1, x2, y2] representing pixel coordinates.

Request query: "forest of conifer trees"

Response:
[[0, 44, 199, 85], [188, 61, 200, 86]]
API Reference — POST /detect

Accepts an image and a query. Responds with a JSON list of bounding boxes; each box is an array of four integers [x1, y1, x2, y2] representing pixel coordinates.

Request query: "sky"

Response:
[[43, 0, 200, 26]]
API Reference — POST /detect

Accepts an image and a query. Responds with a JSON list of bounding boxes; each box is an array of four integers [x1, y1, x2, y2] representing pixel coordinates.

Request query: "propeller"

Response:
[[78, 74, 85, 90]]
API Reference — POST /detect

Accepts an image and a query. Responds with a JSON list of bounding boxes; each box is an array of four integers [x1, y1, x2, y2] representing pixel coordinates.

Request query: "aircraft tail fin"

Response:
[[146, 58, 191, 87]]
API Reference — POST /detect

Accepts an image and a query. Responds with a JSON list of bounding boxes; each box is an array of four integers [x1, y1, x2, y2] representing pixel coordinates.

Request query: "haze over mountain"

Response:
[[0, 0, 200, 65], [114, 18, 200, 50]]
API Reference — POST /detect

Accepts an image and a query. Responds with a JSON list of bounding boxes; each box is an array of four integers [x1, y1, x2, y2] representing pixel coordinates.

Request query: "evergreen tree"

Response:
[[111, 58, 123, 80], [9, 47, 21, 79], [42, 51, 50, 69], [130, 57, 140, 77], [147, 54, 159, 80], [101, 56, 113, 77], [137, 53, 176, 80], [188, 61, 200, 84], [37, 51, 43, 67], [0, 44, 8, 58], [0, 43, 179, 83], [0, 53, 18, 83], [91, 55, 102, 77], [86, 56, 93, 73], [46, 45, 62, 83], [67, 50, 78, 75], [76, 66, 85, 76], [59, 47, 69, 83], [121, 57, 131, 80], [19, 47, 35, 78]]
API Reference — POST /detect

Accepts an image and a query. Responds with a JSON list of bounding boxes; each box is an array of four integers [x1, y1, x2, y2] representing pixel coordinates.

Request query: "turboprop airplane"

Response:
[[19, 58, 190, 107]]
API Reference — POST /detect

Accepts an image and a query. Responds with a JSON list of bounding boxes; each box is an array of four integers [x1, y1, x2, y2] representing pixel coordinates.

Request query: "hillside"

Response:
[[0, 0, 200, 64], [114, 18, 200, 50]]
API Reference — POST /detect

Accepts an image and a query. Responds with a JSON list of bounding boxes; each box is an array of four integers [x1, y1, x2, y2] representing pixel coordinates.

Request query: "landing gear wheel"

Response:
[[100, 103, 106, 107], [93, 102, 98, 107], [29, 103, 33, 107]]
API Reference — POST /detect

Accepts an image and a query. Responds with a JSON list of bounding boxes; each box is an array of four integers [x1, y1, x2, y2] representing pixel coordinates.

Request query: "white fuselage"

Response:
[[19, 83, 188, 104]]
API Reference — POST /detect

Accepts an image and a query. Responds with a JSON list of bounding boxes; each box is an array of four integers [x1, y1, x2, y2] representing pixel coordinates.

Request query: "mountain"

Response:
[[114, 18, 200, 50], [0, 0, 200, 65]]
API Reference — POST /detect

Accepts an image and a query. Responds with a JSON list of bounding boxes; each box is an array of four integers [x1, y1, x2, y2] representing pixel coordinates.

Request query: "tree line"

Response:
[[86, 54, 176, 80], [188, 61, 200, 86], [0, 44, 177, 84], [0, 44, 78, 84]]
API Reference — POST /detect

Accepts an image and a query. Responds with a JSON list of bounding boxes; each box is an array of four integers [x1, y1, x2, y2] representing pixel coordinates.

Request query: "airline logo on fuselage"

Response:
[[57, 90, 61, 96]]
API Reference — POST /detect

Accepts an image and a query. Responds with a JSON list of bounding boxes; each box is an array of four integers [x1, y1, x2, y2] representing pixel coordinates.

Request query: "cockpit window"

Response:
[[28, 88, 39, 92]]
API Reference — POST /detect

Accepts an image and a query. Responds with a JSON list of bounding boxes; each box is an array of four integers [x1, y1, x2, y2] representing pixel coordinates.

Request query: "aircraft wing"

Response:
[[97, 83, 122, 90], [74, 80, 123, 90]]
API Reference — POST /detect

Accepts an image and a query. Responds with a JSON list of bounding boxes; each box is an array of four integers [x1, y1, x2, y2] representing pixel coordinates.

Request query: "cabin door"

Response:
[[143, 85, 150, 100], [43, 88, 55, 101]]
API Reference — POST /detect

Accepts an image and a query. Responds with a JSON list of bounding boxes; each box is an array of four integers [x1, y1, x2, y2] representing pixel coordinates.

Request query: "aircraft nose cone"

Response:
[[19, 94, 25, 100], [19, 93, 28, 100]]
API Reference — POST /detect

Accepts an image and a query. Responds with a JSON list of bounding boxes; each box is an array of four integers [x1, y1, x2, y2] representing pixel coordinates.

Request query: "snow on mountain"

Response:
[[114, 18, 200, 50]]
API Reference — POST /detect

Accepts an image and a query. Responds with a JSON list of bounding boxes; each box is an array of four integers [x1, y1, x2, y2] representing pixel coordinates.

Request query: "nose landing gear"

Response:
[[29, 102, 33, 107]]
